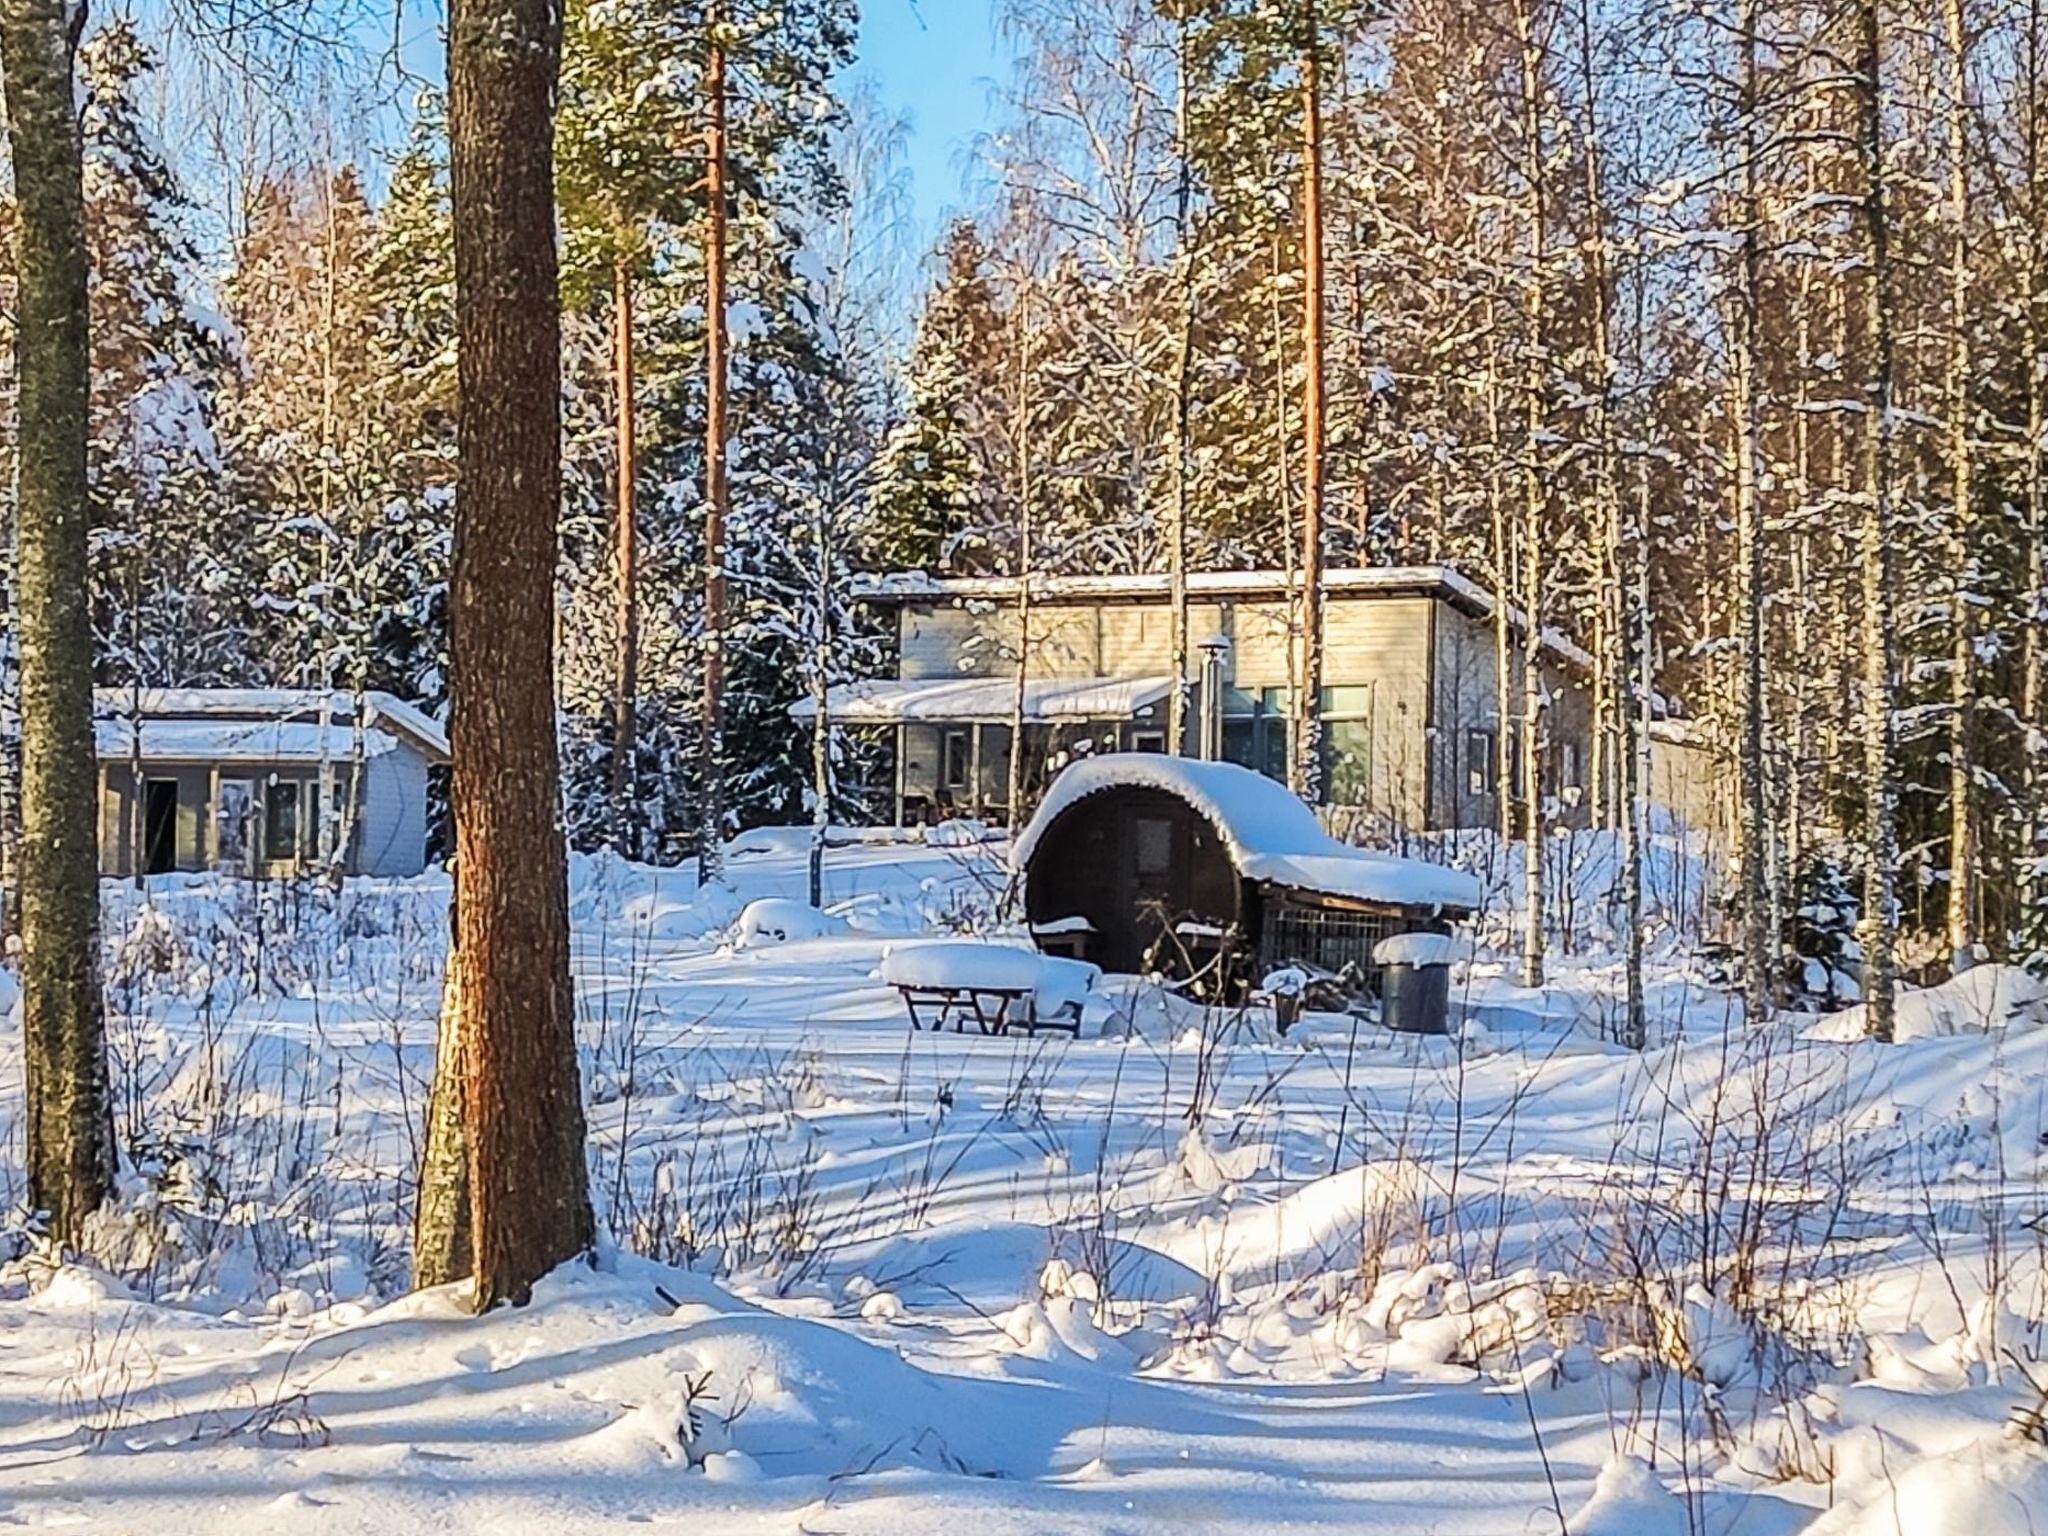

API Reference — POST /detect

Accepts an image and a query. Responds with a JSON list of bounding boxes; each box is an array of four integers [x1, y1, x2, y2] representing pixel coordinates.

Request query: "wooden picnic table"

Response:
[[879, 942, 1097, 1039]]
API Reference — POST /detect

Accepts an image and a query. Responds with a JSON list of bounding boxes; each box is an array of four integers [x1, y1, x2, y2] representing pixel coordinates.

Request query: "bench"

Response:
[[879, 942, 1099, 1038]]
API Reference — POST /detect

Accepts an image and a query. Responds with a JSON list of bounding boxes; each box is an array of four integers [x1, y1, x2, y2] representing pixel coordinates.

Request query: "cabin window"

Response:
[[1130, 730, 1166, 754], [940, 728, 972, 792], [1133, 816, 1174, 877], [1466, 729, 1497, 795], [1560, 740, 1583, 791], [260, 778, 320, 864], [1320, 685, 1374, 806]]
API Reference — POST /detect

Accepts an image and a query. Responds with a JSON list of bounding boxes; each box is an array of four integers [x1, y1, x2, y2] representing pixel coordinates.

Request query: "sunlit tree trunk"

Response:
[[1853, 0, 1899, 1041], [439, 0, 594, 1305], [1940, 0, 1978, 974], [1294, 0, 1327, 805], [610, 246, 640, 857], [1, 0, 114, 1246], [699, 14, 731, 885]]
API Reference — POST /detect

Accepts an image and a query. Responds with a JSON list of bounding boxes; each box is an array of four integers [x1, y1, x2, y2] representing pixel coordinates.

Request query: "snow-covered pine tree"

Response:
[[79, 20, 241, 692]]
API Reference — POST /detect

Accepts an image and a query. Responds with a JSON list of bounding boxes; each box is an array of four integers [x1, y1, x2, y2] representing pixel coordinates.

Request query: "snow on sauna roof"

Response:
[[790, 675, 1174, 725], [92, 688, 449, 760], [854, 564, 1593, 670], [95, 719, 400, 765], [1014, 754, 1483, 914]]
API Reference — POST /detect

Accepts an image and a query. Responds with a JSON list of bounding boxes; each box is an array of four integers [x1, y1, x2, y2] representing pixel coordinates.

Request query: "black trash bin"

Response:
[[1374, 932, 1456, 1035]]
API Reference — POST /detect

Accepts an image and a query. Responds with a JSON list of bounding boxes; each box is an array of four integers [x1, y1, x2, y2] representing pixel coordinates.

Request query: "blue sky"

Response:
[[854, 0, 1009, 239]]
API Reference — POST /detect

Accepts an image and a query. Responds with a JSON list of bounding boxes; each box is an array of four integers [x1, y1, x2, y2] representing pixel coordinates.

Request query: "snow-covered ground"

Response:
[[2, 829, 2045, 1534]]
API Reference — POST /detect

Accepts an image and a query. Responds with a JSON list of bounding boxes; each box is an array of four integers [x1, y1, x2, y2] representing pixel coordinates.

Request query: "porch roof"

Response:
[[789, 674, 1175, 726]]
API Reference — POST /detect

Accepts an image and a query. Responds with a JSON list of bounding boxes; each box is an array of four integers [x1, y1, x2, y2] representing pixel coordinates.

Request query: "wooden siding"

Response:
[[97, 742, 435, 879]]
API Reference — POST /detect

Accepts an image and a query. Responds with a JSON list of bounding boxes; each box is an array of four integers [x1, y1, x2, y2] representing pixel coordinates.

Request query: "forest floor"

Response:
[[0, 829, 2044, 1534]]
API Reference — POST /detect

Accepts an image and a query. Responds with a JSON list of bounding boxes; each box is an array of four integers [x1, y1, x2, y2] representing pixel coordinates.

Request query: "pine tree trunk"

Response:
[[2, 0, 115, 1246], [1514, 0, 1548, 990], [698, 19, 730, 886], [441, 0, 594, 1306], [1941, 0, 1978, 975], [1854, 0, 1899, 1042], [1167, 0, 1193, 758], [1295, 0, 1327, 806], [610, 248, 640, 858]]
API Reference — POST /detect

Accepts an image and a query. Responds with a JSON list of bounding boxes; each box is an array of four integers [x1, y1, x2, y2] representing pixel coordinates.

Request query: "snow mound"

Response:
[[1807, 1438, 2048, 1536], [1809, 963, 2048, 1043], [731, 898, 849, 949], [1569, 1456, 1690, 1536]]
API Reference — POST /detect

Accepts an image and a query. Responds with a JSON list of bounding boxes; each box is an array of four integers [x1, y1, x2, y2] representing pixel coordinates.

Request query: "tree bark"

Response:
[[1854, 0, 1899, 1042], [610, 247, 640, 858], [1940, 0, 1978, 974], [1734, 0, 1773, 1021], [1294, 0, 1327, 806], [413, 941, 472, 1287], [2, 0, 115, 1246], [1167, 0, 1193, 758], [1008, 286, 1035, 827], [442, 0, 594, 1306], [698, 16, 731, 886], [1513, 0, 1548, 990]]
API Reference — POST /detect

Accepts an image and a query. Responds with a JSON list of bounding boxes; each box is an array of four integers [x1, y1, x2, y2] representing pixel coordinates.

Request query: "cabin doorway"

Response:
[[141, 779, 179, 875]]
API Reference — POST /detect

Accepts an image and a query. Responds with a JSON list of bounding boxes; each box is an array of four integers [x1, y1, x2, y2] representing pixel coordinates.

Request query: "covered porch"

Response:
[[792, 675, 1177, 827]]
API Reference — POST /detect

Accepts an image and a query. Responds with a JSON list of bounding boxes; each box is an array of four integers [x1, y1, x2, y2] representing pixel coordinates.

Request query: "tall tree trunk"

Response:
[[1008, 288, 1035, 827], [1513, 0, 1548, 990], [807, 471, 832, 909], [1572, 0, 1638, 1028], [1941, 0, 1978, 974], [2023, 0, 2048, 966], [610, 247, 640, 858], [1854, 0, 1899, 1041], [698, 17, 730, 886], [1733, 0, 1773, 1021], [1295, 0, 1327, 806], [441, 0, 594, 1306], [1167, 0, 1193, 757], [2, 0, 114, 1247]]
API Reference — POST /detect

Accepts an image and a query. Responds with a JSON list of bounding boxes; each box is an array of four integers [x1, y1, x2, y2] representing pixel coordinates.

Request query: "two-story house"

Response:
[[802, 565, 1599, 832]]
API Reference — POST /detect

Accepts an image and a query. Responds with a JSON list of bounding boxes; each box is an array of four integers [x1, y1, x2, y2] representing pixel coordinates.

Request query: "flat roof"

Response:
[[853, 564, 1593, 671]]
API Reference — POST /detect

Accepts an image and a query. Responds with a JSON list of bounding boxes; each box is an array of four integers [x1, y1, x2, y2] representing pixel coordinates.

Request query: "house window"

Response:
[[1130, 730, 1166, 753], [1321, 685, 1373, 806], [1466, 729, 1497, 796], [260, 778, 320, 864], [940, 728, 972, 792]]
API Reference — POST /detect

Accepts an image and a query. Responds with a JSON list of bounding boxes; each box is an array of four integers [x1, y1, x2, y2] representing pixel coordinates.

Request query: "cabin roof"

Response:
[[1013, 753, 1482, 914], [853, 563, 1593, 670], [96, 719, 400, 765], [93, 688, 450, 762], [789, 674, 1174, 725]]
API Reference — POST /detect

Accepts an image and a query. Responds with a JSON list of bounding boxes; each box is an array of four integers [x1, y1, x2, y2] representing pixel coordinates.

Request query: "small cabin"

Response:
[[1013, 754, 1480, 995], [95, 688, 449, 879]]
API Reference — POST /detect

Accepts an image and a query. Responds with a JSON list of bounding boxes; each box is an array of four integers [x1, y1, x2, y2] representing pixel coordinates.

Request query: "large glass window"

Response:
[[1321, 685, 1374, 806], [260, 779, 321, 863]]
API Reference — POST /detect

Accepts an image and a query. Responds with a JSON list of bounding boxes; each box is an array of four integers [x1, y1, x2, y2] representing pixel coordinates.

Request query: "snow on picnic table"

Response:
[[0, 827, 2042, 1534]]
